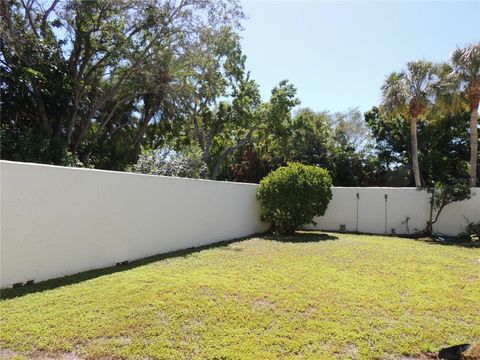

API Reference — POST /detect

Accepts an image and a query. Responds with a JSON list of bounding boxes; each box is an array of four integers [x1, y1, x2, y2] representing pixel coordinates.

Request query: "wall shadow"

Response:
[[420, 238, 480, 249], [0, 234, 261, 300], [263, 231, 339, 243], [10, 231, 468, 300]]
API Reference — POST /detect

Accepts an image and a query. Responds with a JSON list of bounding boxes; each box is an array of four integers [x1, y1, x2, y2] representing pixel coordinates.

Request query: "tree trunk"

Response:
[[410, 116, 421, 188], [209, 127, 256, 180], [192, 116, 210, 179], [72, 122, 89, 154], [469, 105, 478, 187], [426, 193, 434, 235], [133, 112, 154, 155]]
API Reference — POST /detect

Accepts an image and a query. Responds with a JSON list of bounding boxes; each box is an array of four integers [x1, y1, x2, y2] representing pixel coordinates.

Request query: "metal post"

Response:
[[356, 192, 360, 232], [384, 194, 388, 234]]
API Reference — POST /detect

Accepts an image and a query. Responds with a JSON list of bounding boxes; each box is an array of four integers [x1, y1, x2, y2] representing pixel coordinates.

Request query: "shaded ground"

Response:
[[1, 232, 479, 359]]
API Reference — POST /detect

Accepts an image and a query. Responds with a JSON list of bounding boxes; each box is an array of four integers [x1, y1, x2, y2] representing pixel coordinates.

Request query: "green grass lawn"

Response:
[[1, 232, 479, 360]]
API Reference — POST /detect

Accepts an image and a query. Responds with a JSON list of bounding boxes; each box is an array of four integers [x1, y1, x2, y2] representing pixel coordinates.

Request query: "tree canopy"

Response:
[[1, 2, 478, 187]]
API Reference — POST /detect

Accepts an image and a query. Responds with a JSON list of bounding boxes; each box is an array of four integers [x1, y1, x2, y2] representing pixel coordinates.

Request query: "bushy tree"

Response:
[[257, 163, 332, 235]]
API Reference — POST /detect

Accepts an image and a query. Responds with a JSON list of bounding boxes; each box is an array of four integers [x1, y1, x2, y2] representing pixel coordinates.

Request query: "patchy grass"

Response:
[[0, 232, 479, 359]]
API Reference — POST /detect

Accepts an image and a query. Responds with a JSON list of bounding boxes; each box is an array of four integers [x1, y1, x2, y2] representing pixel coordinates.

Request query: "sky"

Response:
[[239, 0, 480, 114]]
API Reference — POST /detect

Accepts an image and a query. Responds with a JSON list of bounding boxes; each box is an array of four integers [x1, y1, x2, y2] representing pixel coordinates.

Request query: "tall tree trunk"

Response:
[[469, 105, 478, 187], [410, 116, 421, 188], [192, 115, 210, 179]]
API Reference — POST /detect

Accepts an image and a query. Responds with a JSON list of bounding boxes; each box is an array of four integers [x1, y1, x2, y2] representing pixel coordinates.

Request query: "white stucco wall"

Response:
[[306, 187, 480, 236], [1, 161, 479, 288], [0, 161, 268, 288]]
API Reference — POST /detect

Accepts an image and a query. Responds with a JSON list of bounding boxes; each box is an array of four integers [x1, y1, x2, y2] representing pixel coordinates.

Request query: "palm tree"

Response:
[[381, 60, 441, 187], [450, 43, 480, 187]]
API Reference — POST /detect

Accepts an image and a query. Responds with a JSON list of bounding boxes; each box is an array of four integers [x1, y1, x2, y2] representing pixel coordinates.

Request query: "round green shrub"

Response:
[[257, 162, 332, 235]]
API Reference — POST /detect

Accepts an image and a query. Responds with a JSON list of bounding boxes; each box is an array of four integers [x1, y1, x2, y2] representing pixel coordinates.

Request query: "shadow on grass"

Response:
[[0, 234, 261, 300], [263, 231, 339, 243], [419, 238, 480, 249]]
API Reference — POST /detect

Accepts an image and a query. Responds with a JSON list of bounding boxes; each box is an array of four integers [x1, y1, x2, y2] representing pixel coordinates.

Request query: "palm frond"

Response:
[[450, 42, 480, 84], [380, 72, 409, 118], [381, 60, 443, 119]]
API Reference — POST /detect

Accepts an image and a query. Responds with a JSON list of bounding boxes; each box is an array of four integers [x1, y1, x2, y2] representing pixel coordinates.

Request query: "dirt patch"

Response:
[[461, 342, 480, 359], [223, 292, 241, 303], [0, 349, 19, 359], [156, 310, 170, 325], [252, 297, 276, 310], [92, 336, 132, 346], [0, 349, 84, 360], [182, 317, 205, 333], [299, 305, 317, 317], [466, 274, 478, 283], [384, 354, 437, 360], [199, 286, 215, 296], [345, 343, 358, 358]]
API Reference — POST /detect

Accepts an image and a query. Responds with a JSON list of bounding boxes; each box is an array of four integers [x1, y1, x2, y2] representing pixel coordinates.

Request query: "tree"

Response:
[[365, 106, 471, 187], [380, 61, 442, 187], [282, 108, 381, 186], [257, 163, 332, 235], [288, 108, 334, 167], [227, 107, 384, 186], [332, 108, 371, 153], [424, 179, 471, 235], [450, 43, 480, 186], [177, 25, 299, 180], [170, 25, 258, 179], [207, 79, 299, 180], [0, 0, 245, 167]]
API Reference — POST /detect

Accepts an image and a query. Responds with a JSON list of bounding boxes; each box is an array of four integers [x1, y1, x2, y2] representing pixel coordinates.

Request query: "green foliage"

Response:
[[229, 147, 269, 183], [381, 61, 442, 119], [460, 221, 480, 242], [0, 124, 82, 167], [428, 180, 472, 211], [286, 108, 334, 167], [232, 108, 387, 187], [424, 179, 472, 234], [132, 147, 206, 178], [450, 42, 480, 186], [257, 163, 332, 234], [379, 61, 446, 187], [450, 42, 480, 98], [365, 106, 472, 186], [0, 0, 245, 168], [1, 1, 477, 190]]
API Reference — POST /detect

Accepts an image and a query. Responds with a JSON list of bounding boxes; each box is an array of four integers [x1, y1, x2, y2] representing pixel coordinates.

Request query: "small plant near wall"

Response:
[[424, 179, 472, 235], [460, 221, 480, 242], [257, 162, 332, 235]]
